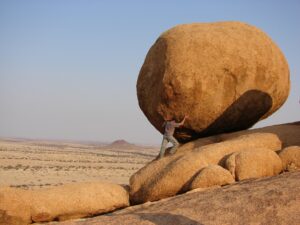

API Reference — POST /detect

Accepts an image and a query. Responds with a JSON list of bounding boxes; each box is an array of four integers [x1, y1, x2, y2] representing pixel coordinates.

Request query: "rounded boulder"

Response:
[[189, 165, 235, 190], [137, 21, 290, 142], [278, 146, 300, 171], [224, 148, 283, 181]]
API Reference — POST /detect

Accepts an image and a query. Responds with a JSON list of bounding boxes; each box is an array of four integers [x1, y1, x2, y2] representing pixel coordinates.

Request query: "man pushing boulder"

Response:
[[159, 115, 187, 158]]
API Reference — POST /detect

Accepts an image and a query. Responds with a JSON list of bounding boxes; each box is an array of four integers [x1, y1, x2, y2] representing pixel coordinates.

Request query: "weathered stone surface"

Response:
[[137, 21, 290, 142], [129, 152, 208, 204], [278, 146, 300, 171], [190, 133, 281, 164], [47, 171, 300, 225], [188, 165, 234, 190], [130, 133, 281, 204], [0, 182, 129, 224], [0, 187, 32, 225], [31, 182, 129, 222], [225, 148, 283, 181]]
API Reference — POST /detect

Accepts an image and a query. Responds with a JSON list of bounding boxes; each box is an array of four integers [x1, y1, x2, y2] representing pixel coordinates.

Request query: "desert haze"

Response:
[[0, 138, 158, 189]]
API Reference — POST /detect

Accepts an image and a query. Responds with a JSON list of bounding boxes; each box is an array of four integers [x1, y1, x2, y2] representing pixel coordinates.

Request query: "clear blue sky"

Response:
[[0, 0, 299, 144]]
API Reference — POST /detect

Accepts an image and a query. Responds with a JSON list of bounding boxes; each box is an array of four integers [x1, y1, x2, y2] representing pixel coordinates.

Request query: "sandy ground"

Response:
[[0, 138, 158, 189]]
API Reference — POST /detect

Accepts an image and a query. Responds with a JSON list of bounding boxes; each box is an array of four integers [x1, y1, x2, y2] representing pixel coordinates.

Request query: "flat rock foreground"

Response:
[[41, 171, 300, 225]]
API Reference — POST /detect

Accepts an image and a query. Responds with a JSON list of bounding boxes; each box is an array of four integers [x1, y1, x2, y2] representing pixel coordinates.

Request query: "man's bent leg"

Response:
[[168, 135, 179, 154], [159, 136, 168, 158]]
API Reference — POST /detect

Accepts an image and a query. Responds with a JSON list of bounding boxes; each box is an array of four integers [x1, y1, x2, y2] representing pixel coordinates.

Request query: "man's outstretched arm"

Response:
[[177, 115, 187, 126]]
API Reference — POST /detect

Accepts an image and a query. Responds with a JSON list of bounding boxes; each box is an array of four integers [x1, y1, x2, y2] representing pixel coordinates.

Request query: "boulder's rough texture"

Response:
[[130, 153, 208, 204], [223, 121, 300, 148], [225, 148, 283, 181], [0, 182, 129, 224], [278, 146, 300, 171], [47, 171, 300, 225], [188, 165, 234, 190], [130, 133, 281, 204], [31, 182, 129, 222], [137, 22, 290, 142], [189, 133, 281, 164], [0, 187, 32, 225]]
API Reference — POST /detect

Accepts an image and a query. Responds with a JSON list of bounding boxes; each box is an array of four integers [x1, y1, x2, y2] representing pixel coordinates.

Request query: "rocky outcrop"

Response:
[[278, 146, 300, 171], [1, 125, 299, 225], [137, 21, 290, 142], [224, 148, 283, 180], [130, 133, 281, 204], [0, 182, 129, 224], [46, 171, 300, 225]]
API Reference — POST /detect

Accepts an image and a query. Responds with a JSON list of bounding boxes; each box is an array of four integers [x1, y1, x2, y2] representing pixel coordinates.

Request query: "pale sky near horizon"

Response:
[[0, 0, 299, 145]]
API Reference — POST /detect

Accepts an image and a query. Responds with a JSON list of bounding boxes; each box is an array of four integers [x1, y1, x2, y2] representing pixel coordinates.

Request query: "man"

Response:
[[159, 115, 187, 159]]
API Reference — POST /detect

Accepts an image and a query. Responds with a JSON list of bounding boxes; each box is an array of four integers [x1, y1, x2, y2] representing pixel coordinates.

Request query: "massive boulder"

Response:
[[130, 133, 281, 204], [137, 21, 290, 142], [224, 148, 283, 181]]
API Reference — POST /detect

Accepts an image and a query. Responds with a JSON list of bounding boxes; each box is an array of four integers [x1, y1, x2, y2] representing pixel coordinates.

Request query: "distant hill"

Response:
[[105, 139, 138, 149]]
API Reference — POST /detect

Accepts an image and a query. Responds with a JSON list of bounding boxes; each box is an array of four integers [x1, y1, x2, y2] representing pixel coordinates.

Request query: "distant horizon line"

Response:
[[1, 120, 299, 147], [0, 135, 160, 147]]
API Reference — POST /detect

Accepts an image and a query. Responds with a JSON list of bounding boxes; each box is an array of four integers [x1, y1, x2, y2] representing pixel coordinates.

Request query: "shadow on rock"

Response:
[[176, 89, 273, 142], [137, 212, 203, 225]]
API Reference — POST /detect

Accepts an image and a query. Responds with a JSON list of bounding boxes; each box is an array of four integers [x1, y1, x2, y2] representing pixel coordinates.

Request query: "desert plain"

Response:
[[0, 138, 158, 189]]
